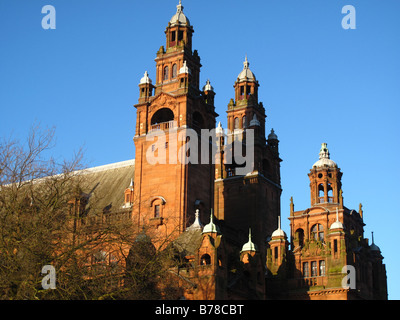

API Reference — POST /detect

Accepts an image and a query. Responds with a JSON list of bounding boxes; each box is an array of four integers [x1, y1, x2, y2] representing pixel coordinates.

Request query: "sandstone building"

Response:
[[73, 2, 387, 300]]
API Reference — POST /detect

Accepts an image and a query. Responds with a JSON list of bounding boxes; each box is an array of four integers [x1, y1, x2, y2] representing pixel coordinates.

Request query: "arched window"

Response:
[[151, 108, 174, 125], [172, 64, 177, 78], [327, 184, 333, 203], [163, 66, 169, 81], [242, 115, 247, 129], [234, 117, 239, 129], [295, 228, 305, 247], [311, 224, 324, 242], [200, 254, 211, 265], [318, 184, 324, 203]]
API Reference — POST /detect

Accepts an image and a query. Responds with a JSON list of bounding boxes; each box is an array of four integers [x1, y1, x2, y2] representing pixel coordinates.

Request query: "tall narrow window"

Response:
[[334, 239, 338, 253], [318, 184, 324, 203], [172, 64, 177, 78], [328, 184, 333, 203], [234, 117, 239, 129], [163, 66, 169, 81], [154, 205, 160, 218], [274, 247, 278, 261], [311, 261, 318, 277], [319, 260, 326, 276], [296, 228, 304, 247], [303, 262, 309, 277], [242, 115, 247, 129], [178, 30, 184, 41]]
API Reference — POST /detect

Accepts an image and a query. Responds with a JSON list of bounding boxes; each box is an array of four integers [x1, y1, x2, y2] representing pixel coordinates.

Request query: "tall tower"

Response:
[[132, 1, 218, 244], [214, 58, 282, 261]]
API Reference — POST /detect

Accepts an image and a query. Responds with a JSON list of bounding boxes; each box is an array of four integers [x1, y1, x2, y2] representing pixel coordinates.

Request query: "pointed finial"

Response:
[[177, 0, 183, 12], [187, 208, 203, 231], [129, 178, 134, 190], [319, 143, 330, 160], [243, 55, 249, 69], [202, 208, 220, 234], [241, 227, 258, 253], [278, 215, 281, 230], [290, 196, 294, 215], [371, 231, 375, 244]]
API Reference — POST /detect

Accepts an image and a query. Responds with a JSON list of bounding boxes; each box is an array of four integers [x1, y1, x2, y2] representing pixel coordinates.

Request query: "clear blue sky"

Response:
[[1, 0, 399, 299]]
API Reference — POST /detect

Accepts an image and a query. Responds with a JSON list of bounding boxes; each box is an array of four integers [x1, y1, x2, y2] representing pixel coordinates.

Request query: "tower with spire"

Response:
[[213, 56, 282, 272], [132, 0, 218, 245], [124, 1, 387, 301]]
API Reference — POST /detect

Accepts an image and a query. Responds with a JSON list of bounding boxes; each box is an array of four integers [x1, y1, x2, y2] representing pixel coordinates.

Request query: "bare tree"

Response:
[[0, 125, 188, 300]]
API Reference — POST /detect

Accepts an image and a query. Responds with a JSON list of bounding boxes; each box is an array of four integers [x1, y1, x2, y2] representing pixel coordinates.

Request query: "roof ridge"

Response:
[[81, 159, 135, 174]]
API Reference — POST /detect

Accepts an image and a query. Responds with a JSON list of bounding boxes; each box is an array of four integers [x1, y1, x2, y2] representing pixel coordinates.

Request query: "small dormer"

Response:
[[123, 179, 134, 208]]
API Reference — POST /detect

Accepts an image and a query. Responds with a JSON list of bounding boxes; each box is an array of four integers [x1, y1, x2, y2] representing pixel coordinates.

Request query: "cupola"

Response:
[[236, 56, 256, 82], [330, 208, 344, 230], [165, 1, 194, 50], [186, 209, 203, 231], [370, 232, 381, 252], [312, 143, 337, 169], [271, 216, 286, 238], [268, 128, 278, 140], [241, 228, 258, 253], [169, 0, 190, 27], [202, 211, 221, 234], [234, 56, 259, 102]]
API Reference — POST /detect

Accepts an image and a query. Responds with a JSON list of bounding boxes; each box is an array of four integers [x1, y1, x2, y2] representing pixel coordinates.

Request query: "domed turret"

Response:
[[186, 209, 203, 231], [202, 79, 214, 92], [370, 232, 381, 252], [237, 56, 256, 82], [169, 0, 190, 27], [216, 121, 224, 135], [139, 71, 152, 85], [330, 208, 344, 230], [249, 114, 260, 127], [312, 143, 337, 168], [271, 216, 286, 238], [241, 228, 258, 253], [179, 60, 191, 75], [268, 128, 278, 140], [202, 211, 220, 234]]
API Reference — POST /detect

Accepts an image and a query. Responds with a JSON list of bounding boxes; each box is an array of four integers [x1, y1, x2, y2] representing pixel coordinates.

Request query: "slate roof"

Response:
[[76, 159, 135, 215]]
